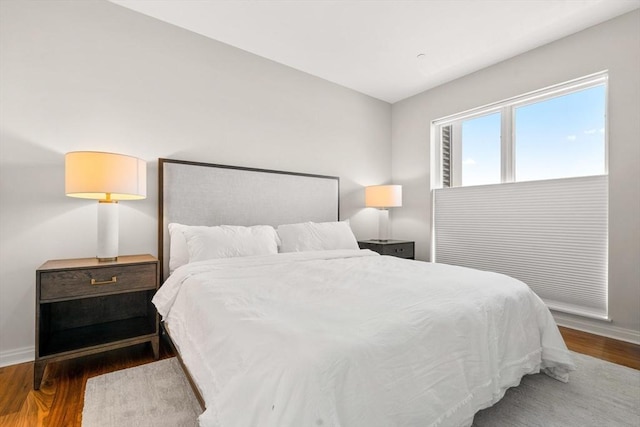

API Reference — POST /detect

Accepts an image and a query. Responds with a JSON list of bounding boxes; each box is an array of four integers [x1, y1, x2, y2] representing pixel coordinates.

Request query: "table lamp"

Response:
[[65, 151, 146, 261], [365, 185, 402, 241]]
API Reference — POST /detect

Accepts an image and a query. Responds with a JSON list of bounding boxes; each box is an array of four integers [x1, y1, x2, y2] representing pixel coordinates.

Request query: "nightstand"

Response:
[[358, 240, 415, 259], [34, 254, 159, 389]]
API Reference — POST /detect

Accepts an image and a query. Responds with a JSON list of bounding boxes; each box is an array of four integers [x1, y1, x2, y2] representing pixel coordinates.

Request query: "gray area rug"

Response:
[[82, 358, 202, 427], [83, 352, 640, 427], [473, 352, 640, 427]]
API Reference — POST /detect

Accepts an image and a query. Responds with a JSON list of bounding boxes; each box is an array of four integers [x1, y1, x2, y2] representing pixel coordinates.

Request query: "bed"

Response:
[[154, 158, 575, 427]]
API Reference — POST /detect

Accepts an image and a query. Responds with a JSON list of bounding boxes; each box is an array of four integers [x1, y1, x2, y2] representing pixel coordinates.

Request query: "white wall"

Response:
[[0, 0, 391, 365], [1, 1, 637, 366], [391, 10, 640, 343]]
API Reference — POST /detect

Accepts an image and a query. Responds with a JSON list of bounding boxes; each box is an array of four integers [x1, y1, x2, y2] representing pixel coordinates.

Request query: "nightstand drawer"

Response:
[[379, 242, 414, 258], [40, 263, 156, 301]]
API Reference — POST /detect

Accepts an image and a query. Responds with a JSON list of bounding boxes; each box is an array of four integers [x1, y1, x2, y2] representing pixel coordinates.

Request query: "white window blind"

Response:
[[433, 175, 608, 319]]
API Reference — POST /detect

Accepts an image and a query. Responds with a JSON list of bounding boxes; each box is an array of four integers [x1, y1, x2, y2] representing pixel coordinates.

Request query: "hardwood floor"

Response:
[[1, 328, 638, 426], [558, 326, 640, 370], [0, 340, 174, 427]]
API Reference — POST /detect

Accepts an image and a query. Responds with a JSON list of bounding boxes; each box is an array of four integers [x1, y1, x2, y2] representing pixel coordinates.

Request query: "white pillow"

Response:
[[276, 221, 359, 253], [168, 223, 192, 273], [183, 225, 279, 262]]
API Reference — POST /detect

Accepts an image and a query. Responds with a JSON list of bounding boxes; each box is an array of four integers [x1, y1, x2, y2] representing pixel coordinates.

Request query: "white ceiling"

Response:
[[110, 0, 640, 103]]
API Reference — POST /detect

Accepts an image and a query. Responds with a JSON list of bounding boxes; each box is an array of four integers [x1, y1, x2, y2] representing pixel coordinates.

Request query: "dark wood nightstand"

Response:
[[34, 254, 159, 389], [358, 240, 415, 259]]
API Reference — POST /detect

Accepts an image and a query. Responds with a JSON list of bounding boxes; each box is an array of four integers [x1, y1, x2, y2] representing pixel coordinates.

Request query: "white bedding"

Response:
[[154, 250, 575, 427]]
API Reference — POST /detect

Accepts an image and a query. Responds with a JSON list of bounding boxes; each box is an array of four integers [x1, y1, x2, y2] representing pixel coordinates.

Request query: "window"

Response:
[[515, 85, 606, 182], [459, 112, 501, 186], [435, 72, 607, 188], [431, 72, 609, 320]]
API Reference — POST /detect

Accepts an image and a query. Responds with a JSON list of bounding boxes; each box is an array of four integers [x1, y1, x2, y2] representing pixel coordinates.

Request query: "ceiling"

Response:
[[110, 0, 640, 103]]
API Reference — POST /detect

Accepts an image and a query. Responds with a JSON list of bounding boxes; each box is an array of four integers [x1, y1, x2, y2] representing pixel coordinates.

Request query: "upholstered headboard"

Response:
[[158, 159, 340, 280]]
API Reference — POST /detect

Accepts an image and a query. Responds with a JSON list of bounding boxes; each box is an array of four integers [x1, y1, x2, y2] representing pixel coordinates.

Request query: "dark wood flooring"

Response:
[[558, 326, 640, 370], [0, 328, 638, 426], [0, 340, 173, 427]]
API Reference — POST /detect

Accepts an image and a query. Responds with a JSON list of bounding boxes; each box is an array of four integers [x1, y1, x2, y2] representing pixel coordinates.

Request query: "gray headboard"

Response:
[[158, 159, 340, 280]]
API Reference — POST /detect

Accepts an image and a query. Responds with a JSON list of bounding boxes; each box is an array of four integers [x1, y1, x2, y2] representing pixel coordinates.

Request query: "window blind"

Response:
[[433, 175, 608, 319], [441, 125, 452, 188]]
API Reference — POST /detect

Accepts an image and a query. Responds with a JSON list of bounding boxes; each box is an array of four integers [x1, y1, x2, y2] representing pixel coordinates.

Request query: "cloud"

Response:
[[567, 135, 577, 141], [599, 128, 605, 133], [584, 129, 597, 135], [463, 158, 476, 166]]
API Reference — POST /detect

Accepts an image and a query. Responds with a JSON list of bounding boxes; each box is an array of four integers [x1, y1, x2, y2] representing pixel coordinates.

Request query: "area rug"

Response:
[[82, 352, 639, 427], [473, 352, 640, 426], [82, 358, 202, 427]]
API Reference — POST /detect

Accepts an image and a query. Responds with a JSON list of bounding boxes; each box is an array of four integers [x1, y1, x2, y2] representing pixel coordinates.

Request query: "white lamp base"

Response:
[[97, 201, 118, 262], [377, 208, 390, 241]]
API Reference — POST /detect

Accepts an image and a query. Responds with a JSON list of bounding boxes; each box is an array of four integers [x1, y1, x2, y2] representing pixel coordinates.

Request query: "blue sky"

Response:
[[460, 85, 606, 186]]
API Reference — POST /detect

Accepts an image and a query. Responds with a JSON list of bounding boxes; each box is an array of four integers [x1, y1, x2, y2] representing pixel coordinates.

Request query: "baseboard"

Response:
[[0, 346, 34, 368], [553, 313, 640, 345]]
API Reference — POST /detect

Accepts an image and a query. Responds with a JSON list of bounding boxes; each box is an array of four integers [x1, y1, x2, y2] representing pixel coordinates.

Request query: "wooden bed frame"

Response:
[[157, 158, 340, 410]]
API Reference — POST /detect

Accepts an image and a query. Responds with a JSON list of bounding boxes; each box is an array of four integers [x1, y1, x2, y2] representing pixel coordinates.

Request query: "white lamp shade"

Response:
[[65, 151, 147, 200], [365, 185, 402, 208]]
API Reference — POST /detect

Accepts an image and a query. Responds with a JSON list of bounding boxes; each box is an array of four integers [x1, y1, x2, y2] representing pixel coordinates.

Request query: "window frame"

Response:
[[431, 71, 609, 189]]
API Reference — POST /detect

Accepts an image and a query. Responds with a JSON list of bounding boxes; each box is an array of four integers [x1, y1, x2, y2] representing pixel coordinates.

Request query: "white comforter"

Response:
[[154, 250, 575, 427]]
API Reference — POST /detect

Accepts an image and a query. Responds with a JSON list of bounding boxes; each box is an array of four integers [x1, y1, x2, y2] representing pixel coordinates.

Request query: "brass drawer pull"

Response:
[[91, 276, 117, 286]]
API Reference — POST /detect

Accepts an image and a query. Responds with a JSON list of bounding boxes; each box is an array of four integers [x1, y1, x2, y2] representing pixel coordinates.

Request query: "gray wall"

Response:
[[391, 10, 640, 342], [0, 0, 391, 364]]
